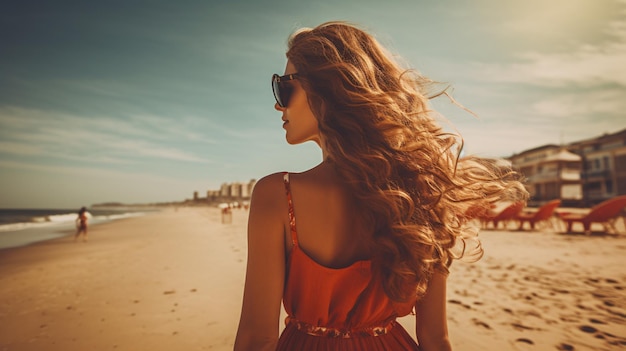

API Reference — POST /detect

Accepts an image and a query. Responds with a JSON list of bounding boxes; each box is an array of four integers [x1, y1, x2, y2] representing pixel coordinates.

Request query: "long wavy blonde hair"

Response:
[[286, 22, 527, 302]]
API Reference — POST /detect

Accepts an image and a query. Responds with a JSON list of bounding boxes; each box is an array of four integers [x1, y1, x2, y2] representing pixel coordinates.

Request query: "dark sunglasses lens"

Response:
[[272, 77, 284, 107], [280, 85, 292, 107]]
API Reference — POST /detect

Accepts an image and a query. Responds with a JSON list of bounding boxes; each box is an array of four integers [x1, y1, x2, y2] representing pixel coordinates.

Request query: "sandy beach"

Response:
[[0, 207, 625, 351]]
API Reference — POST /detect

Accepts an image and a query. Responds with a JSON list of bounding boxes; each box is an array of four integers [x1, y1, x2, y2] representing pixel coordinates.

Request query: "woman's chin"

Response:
[[285, 136, 299, 145]]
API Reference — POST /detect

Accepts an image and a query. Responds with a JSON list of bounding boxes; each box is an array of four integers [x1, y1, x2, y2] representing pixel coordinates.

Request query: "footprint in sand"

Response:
[[600, 331, 626, 347], [559, 316, 579, 323], [605, 307, 626, 319], [576, 303, 592, 311], [589, 318, 606, 325], [471, 318, 491, 330], [552, 288, 570, 294], [515, 338, 533, 345], [579, 325, 597, 333], [513, 338, 535, 350], [448, 299, 472, 309], [511, 322, 535, 331]]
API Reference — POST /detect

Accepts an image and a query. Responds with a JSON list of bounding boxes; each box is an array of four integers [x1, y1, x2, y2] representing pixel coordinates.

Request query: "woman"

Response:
[[74, 206, 89, 242], [235, 22, 526, 350]]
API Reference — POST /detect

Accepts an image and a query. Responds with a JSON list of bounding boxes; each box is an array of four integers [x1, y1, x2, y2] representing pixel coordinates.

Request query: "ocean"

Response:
[[0, 208, 155, 250]]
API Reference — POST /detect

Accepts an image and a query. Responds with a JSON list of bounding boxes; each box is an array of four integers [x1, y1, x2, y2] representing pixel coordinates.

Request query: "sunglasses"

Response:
[[272, 73, 299, 108]]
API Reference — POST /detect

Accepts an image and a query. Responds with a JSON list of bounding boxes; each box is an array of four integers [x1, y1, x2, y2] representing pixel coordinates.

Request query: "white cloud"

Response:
[[0, 106, 211, 164], [128, 113, 217, 144], [473, 15, 626, 87], [532, 89, 626, 118]]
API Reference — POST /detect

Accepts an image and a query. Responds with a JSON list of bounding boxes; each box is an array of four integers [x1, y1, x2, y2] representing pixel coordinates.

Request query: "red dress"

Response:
[[277, 173, 420, 350]]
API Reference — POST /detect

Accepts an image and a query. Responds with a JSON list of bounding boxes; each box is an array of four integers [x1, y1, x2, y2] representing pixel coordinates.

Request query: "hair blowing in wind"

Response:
[[286, 22, 528, 302]]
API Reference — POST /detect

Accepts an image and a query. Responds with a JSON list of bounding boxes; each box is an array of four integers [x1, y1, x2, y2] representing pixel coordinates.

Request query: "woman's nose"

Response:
[[274, 102, 285, 111]]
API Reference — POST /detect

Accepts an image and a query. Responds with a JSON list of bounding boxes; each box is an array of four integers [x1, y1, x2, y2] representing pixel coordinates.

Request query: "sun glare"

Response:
[[497, 0, 624, 50]]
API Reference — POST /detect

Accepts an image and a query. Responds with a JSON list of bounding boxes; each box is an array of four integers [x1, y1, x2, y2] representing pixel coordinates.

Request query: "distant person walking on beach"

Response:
[[235, 22, 527, 350], [220, 203, 233, 224], [74, 207, 89, 242]]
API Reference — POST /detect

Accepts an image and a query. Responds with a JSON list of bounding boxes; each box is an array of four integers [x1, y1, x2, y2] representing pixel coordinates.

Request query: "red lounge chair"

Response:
[[482, 202, 525, 229], [560, 195, 626, 234], [516, 199, 561, 231]]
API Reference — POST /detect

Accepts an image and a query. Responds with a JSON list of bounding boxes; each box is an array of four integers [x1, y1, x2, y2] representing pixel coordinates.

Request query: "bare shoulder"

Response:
[[249, 172, 287, 215], [251, 172, 285, 199]]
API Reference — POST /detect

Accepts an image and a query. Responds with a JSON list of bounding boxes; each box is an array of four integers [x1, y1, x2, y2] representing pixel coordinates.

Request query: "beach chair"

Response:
[[516, 199, 561, 231], [482, 202, 525, 229], [560, 195, 626, 234]]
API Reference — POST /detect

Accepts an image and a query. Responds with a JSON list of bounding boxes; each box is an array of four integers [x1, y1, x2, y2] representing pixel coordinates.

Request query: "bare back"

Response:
[[283, 162, 372, 269]]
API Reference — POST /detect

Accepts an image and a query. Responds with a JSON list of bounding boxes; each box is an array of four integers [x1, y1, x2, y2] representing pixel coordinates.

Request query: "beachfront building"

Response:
[[230, 183, 242, 198], [220, 183, 231, 197], [241, 179, 256, 198], [567, 129, 626, 206], [509, 145, 583, 206], [207, 190, 220, 201], [194, 179, 257, 205], [509, 128, 626, 207]]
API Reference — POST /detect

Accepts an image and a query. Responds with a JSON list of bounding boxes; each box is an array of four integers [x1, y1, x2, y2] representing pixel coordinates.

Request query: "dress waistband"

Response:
[[285, 316, 396, 338]]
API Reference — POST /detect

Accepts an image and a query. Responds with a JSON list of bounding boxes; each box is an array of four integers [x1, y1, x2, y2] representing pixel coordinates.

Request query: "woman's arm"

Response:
[[415, 270, 452, 351], [234, 175, 287, 351]]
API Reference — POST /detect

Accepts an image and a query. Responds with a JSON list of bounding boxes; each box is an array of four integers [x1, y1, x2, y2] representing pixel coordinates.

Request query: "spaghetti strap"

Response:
[[283, 172, 298, 246]]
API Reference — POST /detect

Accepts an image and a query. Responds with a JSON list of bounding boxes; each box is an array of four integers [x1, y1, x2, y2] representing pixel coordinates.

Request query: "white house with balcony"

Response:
[[510, 145, 583, 206]]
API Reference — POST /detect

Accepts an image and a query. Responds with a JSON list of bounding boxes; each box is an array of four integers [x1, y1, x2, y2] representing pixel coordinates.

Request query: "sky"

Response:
[[1, 0, 625, 209]]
